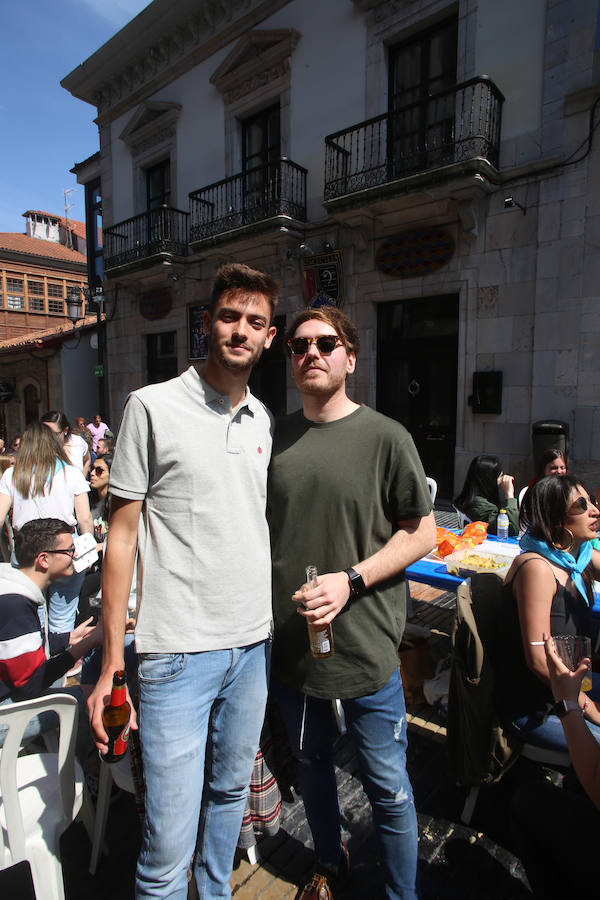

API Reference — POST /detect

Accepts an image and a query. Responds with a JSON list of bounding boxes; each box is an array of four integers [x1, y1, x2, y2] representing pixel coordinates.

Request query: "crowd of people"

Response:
[[0, 262, 598, 900]]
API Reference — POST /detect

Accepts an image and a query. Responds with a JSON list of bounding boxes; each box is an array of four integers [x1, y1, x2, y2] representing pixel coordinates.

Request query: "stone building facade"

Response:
[[63, 0, 600, 499]]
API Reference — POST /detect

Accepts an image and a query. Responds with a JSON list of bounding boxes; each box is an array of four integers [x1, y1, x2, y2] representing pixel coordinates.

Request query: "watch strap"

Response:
[[344, 567, 366, 599], [553, 699, 582, 718]]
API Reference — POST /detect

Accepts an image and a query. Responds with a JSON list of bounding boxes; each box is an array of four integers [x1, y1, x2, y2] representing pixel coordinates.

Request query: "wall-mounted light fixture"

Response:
[[504, 196, 526, 215]]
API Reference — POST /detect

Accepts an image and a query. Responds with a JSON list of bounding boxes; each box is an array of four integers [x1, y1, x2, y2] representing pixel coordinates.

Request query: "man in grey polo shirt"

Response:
[[87, 263, 278, 900]]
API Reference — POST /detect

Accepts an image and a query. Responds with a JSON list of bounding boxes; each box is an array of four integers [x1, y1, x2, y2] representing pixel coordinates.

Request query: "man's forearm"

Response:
[[354, 511, 436, 590], [99, 498, 141, 673], [100, 541, 135, 672]]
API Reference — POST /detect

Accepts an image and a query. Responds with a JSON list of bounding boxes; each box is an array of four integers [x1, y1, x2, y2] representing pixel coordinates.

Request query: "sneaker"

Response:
[[297, 844, 350, 900], [297, 873, 334, 900]]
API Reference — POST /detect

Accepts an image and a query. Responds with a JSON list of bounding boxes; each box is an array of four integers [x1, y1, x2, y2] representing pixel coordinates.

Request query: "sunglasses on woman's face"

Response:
[[91, 466, 107, 476], [287, 335, 344, 356], [571, 495, 600, 513]]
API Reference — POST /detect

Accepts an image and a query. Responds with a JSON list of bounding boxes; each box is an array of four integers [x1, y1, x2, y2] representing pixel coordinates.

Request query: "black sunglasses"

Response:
[[572, 495, 600, 512], [287, 335, 343, 356], [43, 545, 76, 559], [91, 465, 107, 476]]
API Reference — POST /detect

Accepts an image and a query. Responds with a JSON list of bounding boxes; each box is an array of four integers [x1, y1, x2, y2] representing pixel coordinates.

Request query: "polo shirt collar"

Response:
[[181, 365, 257, 416]]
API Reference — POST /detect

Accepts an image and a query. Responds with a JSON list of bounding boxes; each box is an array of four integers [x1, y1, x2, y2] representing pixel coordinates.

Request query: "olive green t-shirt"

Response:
[[269, 405, 432, 699]]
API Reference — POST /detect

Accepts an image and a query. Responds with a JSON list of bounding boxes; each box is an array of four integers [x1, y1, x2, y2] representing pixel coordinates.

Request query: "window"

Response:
[[24, 384, 39, 425], [48, 299, 64, 314], [146, 160, 170, 210], [27, 280, 44, 295], [6, 277, 23, 293], [7, 295, 24, 310], [146, 331, 177, 384], [29, 298, 44, 311], [389, 18, 458, 175], [85, 178, 103, 289], [47, 283, 63, 297], [242, 104, 281, 214]]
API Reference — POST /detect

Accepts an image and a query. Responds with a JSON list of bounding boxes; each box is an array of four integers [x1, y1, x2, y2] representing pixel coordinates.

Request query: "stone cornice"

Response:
[[210, 29, 300, 95], [61, 0, 292, 123], [119, 102, 182, 156]]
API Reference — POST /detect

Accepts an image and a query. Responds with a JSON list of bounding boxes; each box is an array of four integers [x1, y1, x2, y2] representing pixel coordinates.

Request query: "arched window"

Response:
[[24, 384, 40, 425]]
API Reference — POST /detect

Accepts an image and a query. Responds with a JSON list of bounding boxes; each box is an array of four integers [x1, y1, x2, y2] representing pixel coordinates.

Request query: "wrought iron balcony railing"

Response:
[[324, 76, 504, 202], [189, 158, 307, 242], [104, 207, 189, 271]]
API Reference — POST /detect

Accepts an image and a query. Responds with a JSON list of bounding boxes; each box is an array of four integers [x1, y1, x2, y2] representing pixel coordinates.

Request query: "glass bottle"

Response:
[[305, 565, 334, 659]]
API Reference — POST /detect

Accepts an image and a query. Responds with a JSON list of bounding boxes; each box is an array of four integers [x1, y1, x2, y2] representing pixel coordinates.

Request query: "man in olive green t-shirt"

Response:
[[269, 306, 435, 900]]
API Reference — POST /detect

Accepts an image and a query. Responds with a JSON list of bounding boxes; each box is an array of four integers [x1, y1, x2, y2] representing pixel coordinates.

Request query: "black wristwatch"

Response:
[[344, 567, 366, 600], [553, 699, 582, 718]]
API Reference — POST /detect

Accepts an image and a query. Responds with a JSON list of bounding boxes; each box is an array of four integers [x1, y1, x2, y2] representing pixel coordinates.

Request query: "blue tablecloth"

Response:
[[407, 536, 600, 618]]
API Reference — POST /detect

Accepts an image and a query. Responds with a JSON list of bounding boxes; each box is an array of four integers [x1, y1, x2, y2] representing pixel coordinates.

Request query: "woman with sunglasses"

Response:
[[89, 454, 112, 537], [0, 422, 93, 637], [496, 474, 600, 752]]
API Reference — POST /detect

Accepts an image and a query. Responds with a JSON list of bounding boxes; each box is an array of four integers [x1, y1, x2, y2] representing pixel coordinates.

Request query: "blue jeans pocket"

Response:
[[138, 653, 185, 684]]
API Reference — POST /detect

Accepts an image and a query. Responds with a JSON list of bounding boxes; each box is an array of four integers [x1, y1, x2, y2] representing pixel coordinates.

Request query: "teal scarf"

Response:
[[519, 532, 593, 606]]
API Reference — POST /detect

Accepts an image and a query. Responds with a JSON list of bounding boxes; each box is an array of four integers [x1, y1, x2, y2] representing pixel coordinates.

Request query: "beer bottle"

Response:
[[305, 565, 334, 659], [102, 670, 131, 763]]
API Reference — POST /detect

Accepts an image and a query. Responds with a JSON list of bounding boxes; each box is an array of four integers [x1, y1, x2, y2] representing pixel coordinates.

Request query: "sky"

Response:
[[0, 0, 150, 233]]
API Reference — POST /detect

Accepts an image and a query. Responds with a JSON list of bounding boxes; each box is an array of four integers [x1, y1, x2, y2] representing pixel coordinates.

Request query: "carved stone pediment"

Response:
[[210, 28, 300, 98], [119, 102, 182, 156]]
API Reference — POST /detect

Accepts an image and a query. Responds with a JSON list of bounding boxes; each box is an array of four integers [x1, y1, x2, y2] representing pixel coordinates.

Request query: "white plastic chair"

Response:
[[425, 477, 438, 505], [89, 751, 135, 874], [0, 694, 85, 900], [452, 505, 472, 529]]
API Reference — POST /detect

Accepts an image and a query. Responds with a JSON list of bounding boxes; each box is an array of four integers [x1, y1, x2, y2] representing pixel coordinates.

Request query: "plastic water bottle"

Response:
[[497, 509, 509, 542]]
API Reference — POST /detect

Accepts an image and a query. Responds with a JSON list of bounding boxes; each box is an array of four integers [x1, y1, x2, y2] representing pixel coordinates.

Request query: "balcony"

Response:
[[104, 207, 188, 273], [324, 76, 504, 206], [189, 158, 307, 245]]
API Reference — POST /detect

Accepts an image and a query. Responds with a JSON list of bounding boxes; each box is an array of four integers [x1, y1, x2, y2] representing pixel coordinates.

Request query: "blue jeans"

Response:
[[136, 640, 270, 899], [510, 672, 600, 752], [273, 669, 419, 900], [48, 569, 86, 633]]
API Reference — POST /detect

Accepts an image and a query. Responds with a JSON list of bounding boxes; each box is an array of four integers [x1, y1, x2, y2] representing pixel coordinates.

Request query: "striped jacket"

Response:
[[0, 563, 71, 702]]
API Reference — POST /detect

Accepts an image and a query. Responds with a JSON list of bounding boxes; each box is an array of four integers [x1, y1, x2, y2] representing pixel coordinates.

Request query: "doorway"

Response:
[[377, 295, 458, 500]]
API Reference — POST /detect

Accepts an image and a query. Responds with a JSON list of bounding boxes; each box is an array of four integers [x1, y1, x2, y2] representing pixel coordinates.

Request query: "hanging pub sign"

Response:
[[187, 303, 210, 360], [139, 288, 173, 321], [375, 228, 454, 278], [301, 250, 344, 308]]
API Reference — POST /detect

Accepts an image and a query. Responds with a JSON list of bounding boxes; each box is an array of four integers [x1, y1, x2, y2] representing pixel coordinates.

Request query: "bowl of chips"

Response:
[[444, 548, 514, 579]]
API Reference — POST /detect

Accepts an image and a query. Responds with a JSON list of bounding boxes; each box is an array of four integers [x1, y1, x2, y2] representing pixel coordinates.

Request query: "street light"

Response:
[[84, 284, 106, 421], [66, 286, 83, 324]]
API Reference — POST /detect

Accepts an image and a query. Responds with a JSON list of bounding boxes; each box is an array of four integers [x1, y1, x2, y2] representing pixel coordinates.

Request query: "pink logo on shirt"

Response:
[[257, 446, 263, 454]]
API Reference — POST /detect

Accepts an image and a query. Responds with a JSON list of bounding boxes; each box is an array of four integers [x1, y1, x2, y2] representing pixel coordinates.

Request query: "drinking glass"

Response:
[[553, 635, 592, 692]]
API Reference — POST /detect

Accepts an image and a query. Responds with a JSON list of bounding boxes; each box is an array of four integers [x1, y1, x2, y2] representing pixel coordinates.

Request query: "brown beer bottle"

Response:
[[102, 670, 131, 763], [305, 565, 334, 659]]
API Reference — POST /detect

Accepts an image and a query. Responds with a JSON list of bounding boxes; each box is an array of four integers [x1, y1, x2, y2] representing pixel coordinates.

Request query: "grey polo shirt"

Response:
[[109, 366, 273, 653]]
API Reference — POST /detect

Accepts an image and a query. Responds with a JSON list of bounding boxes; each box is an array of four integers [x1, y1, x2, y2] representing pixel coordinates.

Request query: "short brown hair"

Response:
[[210, 263, 280, 319], [285, 306, 360, 357], [15, 518, 73, 568]]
